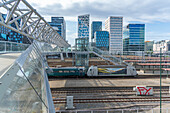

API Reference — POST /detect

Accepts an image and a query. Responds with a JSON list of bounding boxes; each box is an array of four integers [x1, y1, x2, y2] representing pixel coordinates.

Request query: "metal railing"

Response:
[[56, 108, 170, 113], [0, 41, 55, 113], [89, 46, 128, 66], [0, 41, 30, 53]]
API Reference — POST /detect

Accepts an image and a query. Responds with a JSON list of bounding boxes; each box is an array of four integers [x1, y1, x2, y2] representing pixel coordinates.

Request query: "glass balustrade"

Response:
[[0, 41, 55, 113], [0, 41, 30, 53]]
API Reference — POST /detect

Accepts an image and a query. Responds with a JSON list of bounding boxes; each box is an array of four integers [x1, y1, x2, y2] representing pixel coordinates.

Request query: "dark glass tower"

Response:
[[95, 31, 109, 51], [0, 14, 29, 44], [91, 21, 102, 41], [48, 17, 66, 40], [123, 24, 145, 51]]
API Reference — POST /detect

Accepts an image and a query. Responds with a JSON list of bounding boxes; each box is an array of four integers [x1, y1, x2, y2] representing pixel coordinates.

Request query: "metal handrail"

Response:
[[0, 41, 30, 53], [89, 46, 129, 66], [56, 107, 170, 113]]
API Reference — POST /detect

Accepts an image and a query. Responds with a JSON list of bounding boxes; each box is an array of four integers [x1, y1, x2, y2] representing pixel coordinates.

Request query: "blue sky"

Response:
[[26, 0, 170, 46], [146, 22, 170, 40]]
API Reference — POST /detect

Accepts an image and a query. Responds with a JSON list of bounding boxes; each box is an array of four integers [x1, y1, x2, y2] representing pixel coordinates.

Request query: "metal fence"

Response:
[[0, 41, 30, 53], [56, 108, 170, 113]]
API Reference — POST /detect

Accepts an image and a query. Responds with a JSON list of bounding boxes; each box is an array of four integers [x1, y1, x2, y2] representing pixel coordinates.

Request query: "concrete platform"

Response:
[[0, 53, 21, 76], [49, 78, 170, 88]]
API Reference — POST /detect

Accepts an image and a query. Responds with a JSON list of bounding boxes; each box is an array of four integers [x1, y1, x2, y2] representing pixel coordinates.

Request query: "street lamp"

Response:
[[160, 47, 162, 113], [160, 46, 165, 113]]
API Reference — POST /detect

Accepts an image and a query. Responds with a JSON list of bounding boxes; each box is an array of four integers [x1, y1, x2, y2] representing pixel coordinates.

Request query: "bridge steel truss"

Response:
[[0, 0, 70, 48]]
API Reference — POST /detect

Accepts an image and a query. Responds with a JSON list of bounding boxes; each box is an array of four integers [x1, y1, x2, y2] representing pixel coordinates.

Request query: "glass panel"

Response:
[[0, 41, 30, 53], [0, 64, 48, 113], [21, 50, 44, 100], [0, 42, 5, 52], [6, 42, 11, 51], [12, 43, 17, 51]]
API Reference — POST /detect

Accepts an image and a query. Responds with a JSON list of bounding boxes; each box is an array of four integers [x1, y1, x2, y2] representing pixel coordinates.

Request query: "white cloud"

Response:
[[24, 0, 170, 45], [27, 0, 170, 24], [66, 33, 78, 46]]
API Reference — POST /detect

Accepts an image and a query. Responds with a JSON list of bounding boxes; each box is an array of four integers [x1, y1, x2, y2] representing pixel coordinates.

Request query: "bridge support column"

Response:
[[60, 53, 64, 61], [66, 52, 68, 58]]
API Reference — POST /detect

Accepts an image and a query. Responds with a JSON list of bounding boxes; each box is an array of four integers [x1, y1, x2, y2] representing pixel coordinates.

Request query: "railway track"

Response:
[[51, 89, 169, 94], [53, 97, 170, 104], [51, 86, 169, 96], [52, 86, 170, 104], [51, 86, 169, 91]]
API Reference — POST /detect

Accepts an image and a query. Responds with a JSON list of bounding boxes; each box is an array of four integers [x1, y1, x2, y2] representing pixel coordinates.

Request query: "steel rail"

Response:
[[53, 97, 170, 104]]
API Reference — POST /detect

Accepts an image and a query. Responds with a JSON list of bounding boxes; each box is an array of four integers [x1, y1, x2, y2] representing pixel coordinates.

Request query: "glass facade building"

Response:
[[123, 38, 129, 51], [91, 21, 102, 41], [8, 31, 24, 43], [105, 16, 123, 54], [78, 14, 90, 39], [94, 31, 109, 51], [145, 41, 154, 52], [0, 14, 10, 41], [168, 41, 170, 51], [77, 14, 90, 49], [48, 17, 66, 40], [0, 26, 9, 41], [75, 38, 89, 51], [0, 14, 30, 44], [123, 24, 145, 51], [75, 38, 89, 67]]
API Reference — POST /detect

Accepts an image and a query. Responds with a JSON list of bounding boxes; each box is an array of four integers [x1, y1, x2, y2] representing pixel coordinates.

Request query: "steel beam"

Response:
[[5, 0, 20, 24], [0, 0, 70, 48], [8, 11, 31, 25]]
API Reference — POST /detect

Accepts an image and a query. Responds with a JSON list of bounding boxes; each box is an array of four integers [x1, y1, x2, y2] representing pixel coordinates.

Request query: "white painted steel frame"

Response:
[[0, 0, 70, 48]]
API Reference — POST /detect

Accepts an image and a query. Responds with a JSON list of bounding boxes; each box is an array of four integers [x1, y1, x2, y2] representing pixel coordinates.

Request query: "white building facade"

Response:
[[153, 40, 170, 53], [105, 16, 123, 54]]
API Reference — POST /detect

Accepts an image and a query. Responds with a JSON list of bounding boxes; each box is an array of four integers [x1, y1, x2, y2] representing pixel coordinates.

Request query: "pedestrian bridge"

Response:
[[0, 0, 70, 112]]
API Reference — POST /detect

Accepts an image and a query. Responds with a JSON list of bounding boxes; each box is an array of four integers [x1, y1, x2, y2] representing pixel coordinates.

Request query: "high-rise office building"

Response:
[[145, 41, 154, 52], [75, 14, 90, 67], [0, 14, 9, 41], [123, 24, 145, 52], [123, 38, 129, 51], [0, 14, 30, 43], [78, 14, 90, 39], [77, 14, 90, 50], [105, 16, 123, 54], [91, 21, 102, 41], [94, 31, 109, 51], [48, 17, 66, 40], [0, 25, 9, 41]]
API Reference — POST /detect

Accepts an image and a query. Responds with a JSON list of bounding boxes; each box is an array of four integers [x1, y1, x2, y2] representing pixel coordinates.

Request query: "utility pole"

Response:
[[160, 47, 162, 113]]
